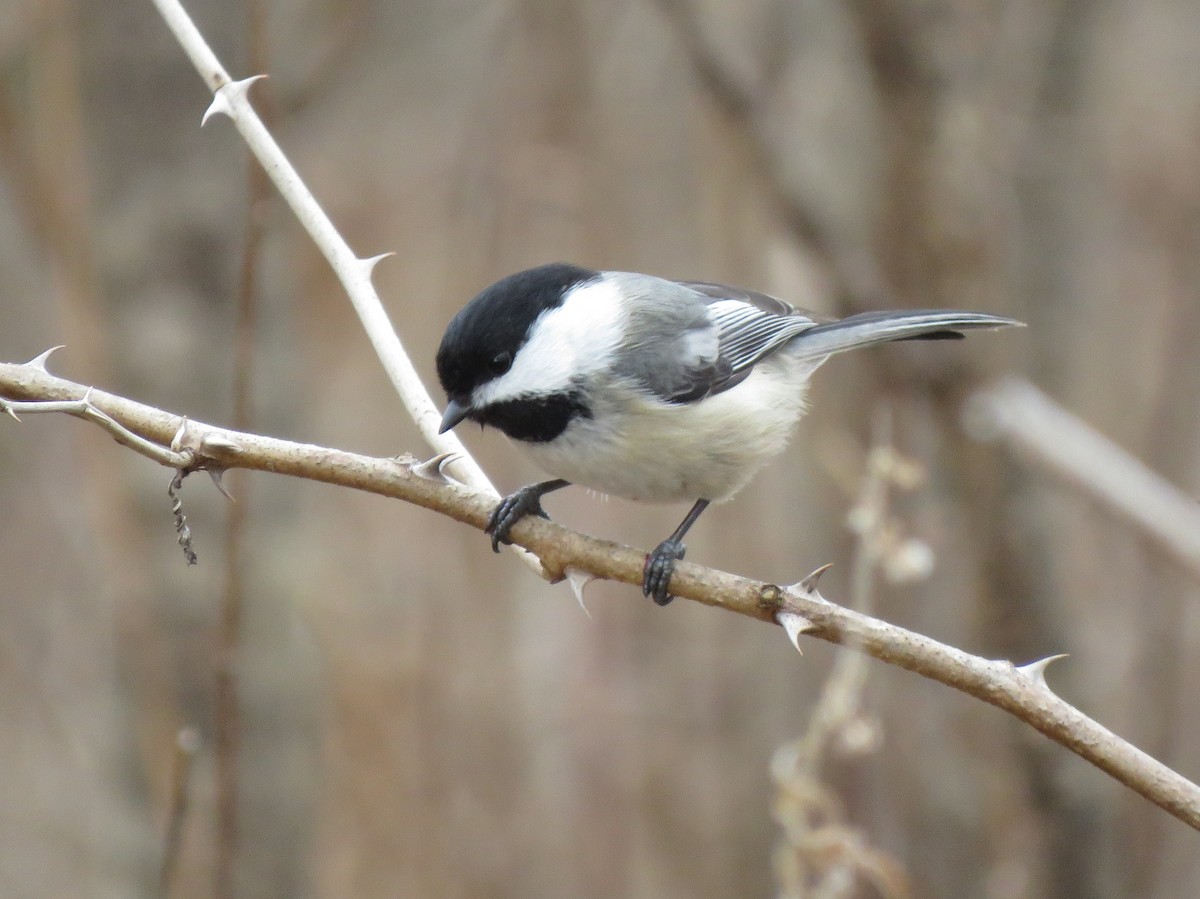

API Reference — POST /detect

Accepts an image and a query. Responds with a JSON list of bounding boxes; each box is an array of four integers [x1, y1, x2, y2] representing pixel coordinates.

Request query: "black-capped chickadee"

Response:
[[436, 263, 1020, 605]]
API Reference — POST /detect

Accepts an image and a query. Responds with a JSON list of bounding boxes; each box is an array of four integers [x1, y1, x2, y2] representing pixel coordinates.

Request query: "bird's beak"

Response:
[[439, 398, 471, 433]]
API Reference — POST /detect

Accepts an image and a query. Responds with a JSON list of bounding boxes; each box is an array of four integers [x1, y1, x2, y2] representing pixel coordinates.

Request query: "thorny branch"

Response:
[[2, 357, 1199, 832]]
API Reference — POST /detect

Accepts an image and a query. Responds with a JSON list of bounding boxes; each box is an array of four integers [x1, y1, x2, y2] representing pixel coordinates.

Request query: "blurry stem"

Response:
[[212, 2, 271, 893], [4, 362, 1199, 832], [212, 278, 248, 897], [20, 0, 109, 376], [159, 728, 201, 897], [797, 410, 890, 767], [966, 378, 1200, 582]]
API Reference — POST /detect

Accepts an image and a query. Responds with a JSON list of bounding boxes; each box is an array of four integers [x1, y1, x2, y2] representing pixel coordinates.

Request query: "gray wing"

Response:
[[613, 273, 821, 404], [614, 273, 1021, 404], [671, 281, 1020, 378], [678, 280, 841, 323], [680, 280, 822, 382]]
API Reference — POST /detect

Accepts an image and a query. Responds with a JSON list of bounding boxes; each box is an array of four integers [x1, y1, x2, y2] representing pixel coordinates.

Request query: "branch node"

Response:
[[169, 418, 242, 469], [758, 583, 784, 612], [24, 345, 65, 372]]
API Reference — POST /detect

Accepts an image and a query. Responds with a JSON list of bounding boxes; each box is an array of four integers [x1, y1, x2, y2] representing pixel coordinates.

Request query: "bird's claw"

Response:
[[485, 487, 551, 552], [643, 538, 686, 606]]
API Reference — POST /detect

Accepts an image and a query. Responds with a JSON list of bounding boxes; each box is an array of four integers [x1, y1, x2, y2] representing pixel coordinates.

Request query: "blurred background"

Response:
[[2, 0, 1199, 896]]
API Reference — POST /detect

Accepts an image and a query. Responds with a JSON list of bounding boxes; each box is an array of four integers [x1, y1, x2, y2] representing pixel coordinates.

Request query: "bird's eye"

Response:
[[488, 351, 513, 375]]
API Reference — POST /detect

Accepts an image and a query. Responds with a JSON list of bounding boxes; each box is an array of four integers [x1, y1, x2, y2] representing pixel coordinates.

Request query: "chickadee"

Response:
[[436, 263, 1020, 605]]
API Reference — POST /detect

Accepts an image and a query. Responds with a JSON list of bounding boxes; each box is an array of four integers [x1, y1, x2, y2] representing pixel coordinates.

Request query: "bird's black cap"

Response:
[[436, 263, 599, 403]]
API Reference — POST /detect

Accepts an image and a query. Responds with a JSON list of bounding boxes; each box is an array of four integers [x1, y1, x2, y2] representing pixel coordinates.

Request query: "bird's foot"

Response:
[[485, 486, 552, 552], [643, 538, 686, 606]]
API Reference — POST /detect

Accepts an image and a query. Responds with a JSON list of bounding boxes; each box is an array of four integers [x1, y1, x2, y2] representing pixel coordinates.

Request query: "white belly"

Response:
[[519, 357, 815, 503]]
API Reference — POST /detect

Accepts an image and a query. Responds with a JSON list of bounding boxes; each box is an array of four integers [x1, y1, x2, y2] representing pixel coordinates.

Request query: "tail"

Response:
[[788, 310, 1022, 363]]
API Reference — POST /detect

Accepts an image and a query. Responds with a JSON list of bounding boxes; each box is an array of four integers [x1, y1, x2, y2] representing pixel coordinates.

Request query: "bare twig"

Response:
[[3, 359, 1199, 831], [167, 470, 198, 565], [966, 377, 1200, 581]]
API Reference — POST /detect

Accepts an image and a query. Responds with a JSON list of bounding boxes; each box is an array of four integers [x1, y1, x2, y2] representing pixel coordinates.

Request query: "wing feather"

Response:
[[623, 281, 822, 403], [618, 275, 1017, 406], [703, 297, 819, 376]]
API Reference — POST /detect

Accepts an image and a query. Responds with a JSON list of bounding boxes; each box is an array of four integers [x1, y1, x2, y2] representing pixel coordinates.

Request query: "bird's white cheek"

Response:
[[473, 279, 627, 407], [473, 348, 572, 408]]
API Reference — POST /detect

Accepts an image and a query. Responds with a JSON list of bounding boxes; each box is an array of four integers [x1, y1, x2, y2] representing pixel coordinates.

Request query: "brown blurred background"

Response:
[[2, 0, 1199, 896]]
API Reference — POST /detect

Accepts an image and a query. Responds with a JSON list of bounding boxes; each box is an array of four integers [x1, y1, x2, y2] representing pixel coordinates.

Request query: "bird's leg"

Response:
[[643, 499, 710, 606], [485, 479, 571, 552]]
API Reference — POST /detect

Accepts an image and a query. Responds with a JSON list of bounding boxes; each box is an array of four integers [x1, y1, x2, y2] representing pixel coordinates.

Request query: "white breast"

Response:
[[519, 354, 818, 503]]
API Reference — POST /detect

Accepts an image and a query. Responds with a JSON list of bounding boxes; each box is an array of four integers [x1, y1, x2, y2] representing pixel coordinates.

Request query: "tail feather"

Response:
[[789, 310, 1022, 362]]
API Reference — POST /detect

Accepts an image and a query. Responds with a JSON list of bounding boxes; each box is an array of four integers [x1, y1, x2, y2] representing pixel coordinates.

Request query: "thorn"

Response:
[[564, 567, 595, 618], [24, 345, 65, 371], [199, 431, 243, 454], [201, 74, 268, 125], [800, 562, 834, 592], [1, 399, 20, 422], [411, 451, 462, 484], [201, 91, 232, 126], [170, 418, 189, 453], [1016, 653, 1069, 687], [777, 610, 814, 654], [789, 562, 834, 598], [359, 252, 395, 275], [207, 468, 235, 500], [435, 453, 462, 482]]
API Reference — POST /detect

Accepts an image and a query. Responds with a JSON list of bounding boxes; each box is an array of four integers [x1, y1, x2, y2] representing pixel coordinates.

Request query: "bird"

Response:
[[436, 263, 1020, 605]]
